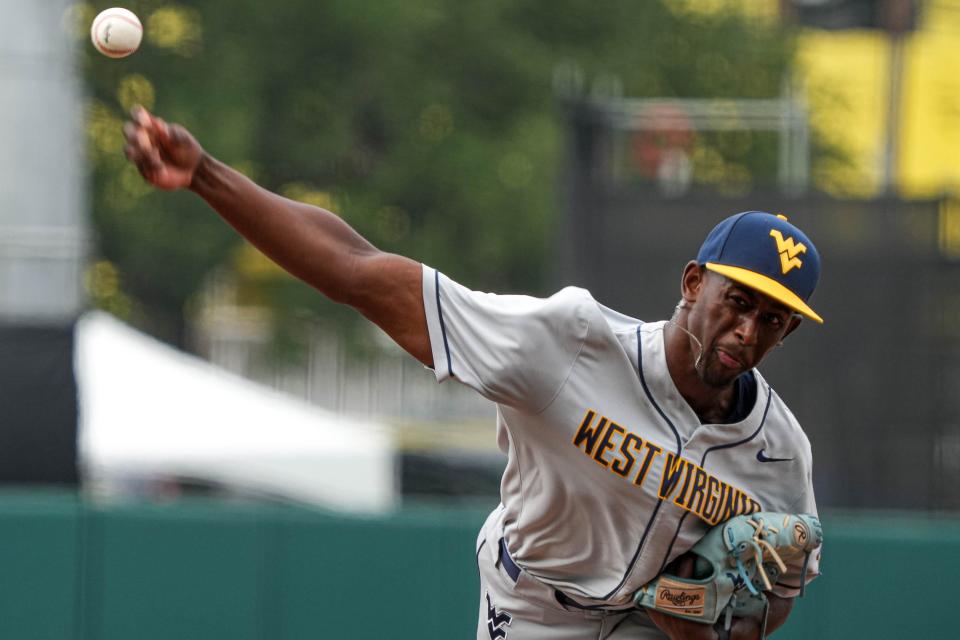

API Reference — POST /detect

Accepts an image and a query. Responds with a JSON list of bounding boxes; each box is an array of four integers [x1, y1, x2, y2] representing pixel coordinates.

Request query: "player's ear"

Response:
[[779, 315, 803, 344], [679, 261, 704, 305]]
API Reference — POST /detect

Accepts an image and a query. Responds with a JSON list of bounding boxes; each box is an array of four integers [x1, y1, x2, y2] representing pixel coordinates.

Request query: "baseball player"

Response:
[[123, 106, 822, 640]]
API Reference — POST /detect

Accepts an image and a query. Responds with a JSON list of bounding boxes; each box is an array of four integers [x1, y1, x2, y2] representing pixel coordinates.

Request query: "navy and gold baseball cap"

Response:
[[697, 211, 823, 323]]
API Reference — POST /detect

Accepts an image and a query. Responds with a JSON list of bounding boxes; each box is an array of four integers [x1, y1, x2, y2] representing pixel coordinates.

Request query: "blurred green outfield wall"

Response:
[[1, 491, 957, 639]]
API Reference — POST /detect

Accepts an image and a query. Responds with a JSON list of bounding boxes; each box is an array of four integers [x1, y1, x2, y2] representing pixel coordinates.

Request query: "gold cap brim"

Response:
[[705, 263, 824, 324]]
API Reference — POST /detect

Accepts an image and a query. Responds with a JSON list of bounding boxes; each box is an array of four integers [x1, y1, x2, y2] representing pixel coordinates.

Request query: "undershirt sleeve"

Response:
[[421, 264, 591, 413]]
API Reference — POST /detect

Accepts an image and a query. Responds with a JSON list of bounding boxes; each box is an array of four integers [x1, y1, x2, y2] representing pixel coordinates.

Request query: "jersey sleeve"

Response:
[[421, 265, 591, 412]]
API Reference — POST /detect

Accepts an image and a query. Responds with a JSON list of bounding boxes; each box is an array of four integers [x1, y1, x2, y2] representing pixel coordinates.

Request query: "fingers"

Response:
[[125, 105, 160, 147], [139, 107, 172, 143], [123, 115, 163, 179], [125, 143, 162, 179], [123, 113, 154, 152], [125, 106, 186, 158], [122, 121, 138, 147], [122, 104, 199, 190], [152, 116, 172, 144], [131, 104, 151, 128], [124, 143, 140, 164], [165, 123, 190, 147]]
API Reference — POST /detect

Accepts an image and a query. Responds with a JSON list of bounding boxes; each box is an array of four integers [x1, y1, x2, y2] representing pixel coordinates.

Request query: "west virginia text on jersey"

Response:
[[572, 409, 761, 526]]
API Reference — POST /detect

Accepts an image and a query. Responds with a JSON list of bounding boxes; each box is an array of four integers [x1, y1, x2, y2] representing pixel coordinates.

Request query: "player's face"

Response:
[[688, 272, 798, 388]]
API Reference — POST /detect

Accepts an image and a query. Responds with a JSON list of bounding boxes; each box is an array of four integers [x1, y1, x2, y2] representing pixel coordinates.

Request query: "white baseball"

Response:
[[90, 8, 143, 59]]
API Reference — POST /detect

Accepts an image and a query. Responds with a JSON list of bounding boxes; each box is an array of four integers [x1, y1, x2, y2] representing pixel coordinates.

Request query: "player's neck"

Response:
[[663, 320, 736, 424]]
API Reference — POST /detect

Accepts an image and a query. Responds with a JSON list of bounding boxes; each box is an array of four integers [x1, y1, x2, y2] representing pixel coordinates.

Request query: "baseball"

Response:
[[90, 8, 143, 59]]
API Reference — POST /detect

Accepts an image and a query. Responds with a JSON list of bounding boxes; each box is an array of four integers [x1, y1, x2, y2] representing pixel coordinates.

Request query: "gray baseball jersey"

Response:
[[421, 266, 820, 617]]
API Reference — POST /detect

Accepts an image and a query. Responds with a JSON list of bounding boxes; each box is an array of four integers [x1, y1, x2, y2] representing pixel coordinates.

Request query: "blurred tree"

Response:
[[80, 0, 806, 352]]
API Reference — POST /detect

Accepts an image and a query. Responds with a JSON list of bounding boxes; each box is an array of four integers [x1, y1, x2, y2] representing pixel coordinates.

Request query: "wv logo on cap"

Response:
[[769, 229, 807, 274]]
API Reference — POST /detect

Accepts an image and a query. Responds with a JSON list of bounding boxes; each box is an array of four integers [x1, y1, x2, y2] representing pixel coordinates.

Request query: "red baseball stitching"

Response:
[[92, 12, 142, 55]]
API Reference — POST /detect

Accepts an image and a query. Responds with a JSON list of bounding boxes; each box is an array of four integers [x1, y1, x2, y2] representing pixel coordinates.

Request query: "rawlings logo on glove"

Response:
[[634, 512, 822, 639]]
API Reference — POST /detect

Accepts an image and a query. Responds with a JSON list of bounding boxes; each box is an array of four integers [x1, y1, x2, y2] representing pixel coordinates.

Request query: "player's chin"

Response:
[[700, 358, 743, 388]]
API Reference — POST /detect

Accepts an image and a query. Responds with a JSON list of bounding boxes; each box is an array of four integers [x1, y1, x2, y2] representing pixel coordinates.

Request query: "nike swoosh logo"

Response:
[[757, 449, 794, 463]]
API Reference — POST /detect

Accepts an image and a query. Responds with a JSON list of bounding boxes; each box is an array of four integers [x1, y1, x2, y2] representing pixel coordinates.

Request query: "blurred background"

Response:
[[2, 0, 959, 637]]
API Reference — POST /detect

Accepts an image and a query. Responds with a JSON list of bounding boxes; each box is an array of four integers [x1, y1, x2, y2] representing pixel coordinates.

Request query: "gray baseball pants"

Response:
[[475, 509, 668, 640]]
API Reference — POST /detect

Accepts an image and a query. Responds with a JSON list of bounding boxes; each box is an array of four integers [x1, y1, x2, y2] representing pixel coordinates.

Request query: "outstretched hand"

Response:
[[123, 105, 203, 190]]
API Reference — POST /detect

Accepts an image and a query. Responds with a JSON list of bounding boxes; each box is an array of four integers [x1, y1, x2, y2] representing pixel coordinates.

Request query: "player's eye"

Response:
[[729, 293, 750, 309], [764, 313, 784, 329]]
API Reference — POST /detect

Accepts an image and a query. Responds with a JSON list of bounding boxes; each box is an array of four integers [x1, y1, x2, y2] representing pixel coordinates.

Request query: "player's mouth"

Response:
[[715, 348, 743, 369]]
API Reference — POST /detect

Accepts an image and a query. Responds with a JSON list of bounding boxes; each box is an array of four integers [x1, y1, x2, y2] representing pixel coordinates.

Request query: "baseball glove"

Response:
[[634, 512, 822, 639]]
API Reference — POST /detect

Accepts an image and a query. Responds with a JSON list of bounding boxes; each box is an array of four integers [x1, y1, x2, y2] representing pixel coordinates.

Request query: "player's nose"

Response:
[[734, 312, 759, 346]]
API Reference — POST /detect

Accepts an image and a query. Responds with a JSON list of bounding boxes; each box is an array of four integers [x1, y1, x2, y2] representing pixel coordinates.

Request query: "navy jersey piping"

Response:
[[435, 270, 454, 376], [699, 383, 772, 459], [654, 384, 773, 576], [475, 539, 486, 597], [635, 324, 683, 454], [597, 324, 683, 602]]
